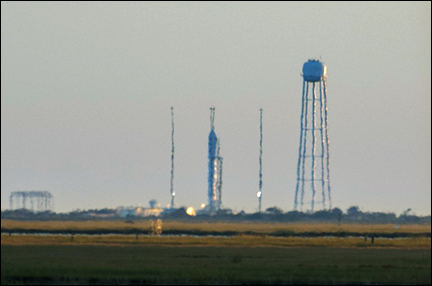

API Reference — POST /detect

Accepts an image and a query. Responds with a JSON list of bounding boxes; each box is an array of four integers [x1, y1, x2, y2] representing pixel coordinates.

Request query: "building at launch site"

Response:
[[9, 191, 54, 212]]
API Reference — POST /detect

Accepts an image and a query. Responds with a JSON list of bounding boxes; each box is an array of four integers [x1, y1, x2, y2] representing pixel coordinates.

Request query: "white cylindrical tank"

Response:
[[302, 60, 327, 82]]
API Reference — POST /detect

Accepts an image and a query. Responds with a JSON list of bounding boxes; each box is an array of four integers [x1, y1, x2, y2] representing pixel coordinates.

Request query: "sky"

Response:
[[1, 1, 431, 215]]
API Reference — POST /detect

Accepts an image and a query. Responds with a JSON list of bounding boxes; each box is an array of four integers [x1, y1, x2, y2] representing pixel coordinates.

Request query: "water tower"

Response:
[[294, 59, 332, 212]]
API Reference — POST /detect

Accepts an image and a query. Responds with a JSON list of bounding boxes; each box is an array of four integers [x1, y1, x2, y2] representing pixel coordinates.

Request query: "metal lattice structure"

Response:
[[207, 107, 223, 214], [9, 191, 54, 212], [257, 108, 263, 213], [150, 219, 163, 235], [294, 59, 332, 212], [170, 107, 175, 208]]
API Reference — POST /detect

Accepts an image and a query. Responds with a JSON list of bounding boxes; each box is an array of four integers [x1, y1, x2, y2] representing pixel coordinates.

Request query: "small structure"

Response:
[[150, 219, 162, 235], [117, 201, 163, 218], [9, 191, 53, 212]]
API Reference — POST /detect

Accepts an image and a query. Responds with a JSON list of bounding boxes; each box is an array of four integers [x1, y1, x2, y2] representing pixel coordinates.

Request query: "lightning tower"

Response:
[[294, 59, 332, 212], [257, 108, 263, 213], [170, 107, 175, 208]]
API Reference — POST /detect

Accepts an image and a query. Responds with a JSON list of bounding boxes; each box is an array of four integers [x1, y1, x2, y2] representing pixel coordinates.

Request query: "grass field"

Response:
[[1, 244, 430, 285], [1, 220, 430, 285], [2, 219, 431, 237], [1, 233, 431, 248]]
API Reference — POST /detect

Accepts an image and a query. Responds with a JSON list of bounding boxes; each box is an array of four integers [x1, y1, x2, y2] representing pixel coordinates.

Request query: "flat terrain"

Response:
[[1, 220, 430, 285], [2, 219, 431, 237], [1, 244, 430, 285], [1, 233, 431, 248]]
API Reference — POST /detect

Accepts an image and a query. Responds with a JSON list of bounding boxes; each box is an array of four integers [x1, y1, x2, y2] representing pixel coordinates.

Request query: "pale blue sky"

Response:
[[1, 2, 431, 215]]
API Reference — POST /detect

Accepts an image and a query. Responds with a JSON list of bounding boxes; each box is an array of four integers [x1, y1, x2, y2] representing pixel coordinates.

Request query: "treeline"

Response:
[[193, 206, 431, 224], [1, 206, 430, 224]]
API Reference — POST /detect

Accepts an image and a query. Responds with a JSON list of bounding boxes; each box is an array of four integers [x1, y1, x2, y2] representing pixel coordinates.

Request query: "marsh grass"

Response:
[[2, 233, 431, 248], [1, 244, 430, 285], [2, 220, 430, 285], [2, 219, 430, 236]]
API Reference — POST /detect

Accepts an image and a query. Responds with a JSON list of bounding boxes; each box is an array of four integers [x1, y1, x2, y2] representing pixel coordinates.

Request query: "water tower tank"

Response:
[[302, 60, 327, 82]]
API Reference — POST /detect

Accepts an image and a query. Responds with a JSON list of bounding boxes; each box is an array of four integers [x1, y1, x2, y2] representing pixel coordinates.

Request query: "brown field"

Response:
[[2, 219, 430, 249], [1, 233, 431, 249], [2, 219, 430, 234], [2, 220, 430, 285]]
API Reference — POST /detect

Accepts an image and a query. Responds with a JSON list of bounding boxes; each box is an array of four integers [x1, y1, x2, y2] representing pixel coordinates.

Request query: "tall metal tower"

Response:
[[208, 107, 223, 214], [257, 108, 263, 213], [294, 59, 332, 212], [170, 107, 175, 208]]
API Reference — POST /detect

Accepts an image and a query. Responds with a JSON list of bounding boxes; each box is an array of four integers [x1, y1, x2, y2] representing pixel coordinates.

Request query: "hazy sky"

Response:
[[2, 2, 431, 215]]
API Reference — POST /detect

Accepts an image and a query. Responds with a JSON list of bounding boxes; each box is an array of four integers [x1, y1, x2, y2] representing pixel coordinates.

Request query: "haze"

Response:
[[1, 2, 430, 215]]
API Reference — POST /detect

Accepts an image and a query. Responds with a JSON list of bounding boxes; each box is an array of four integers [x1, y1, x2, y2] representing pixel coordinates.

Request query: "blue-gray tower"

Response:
[[257, 108, 263, 213], [294, 59, 332, 212], [170, 107, 175, 208], [208, 107, 223, 214]]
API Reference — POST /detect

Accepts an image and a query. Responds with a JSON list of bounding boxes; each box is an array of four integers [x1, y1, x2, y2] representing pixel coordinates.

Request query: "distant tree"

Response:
[[331, 208, 343, 216], [312, 210, 333, 220], [265, 206, 283, 215], [236, 210, 246, 216], [284, 210, 304, 220], [216, 208, 233, 216], [347, 206, 360, 216]]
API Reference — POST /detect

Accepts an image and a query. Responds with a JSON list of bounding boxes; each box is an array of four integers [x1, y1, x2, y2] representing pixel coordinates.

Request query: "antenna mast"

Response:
[[170, 107, 175, 208], [258, 109, 263, 213]]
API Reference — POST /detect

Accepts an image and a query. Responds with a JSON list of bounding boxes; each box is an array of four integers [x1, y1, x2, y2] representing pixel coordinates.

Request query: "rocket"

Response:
[[207, 107, 223, 213], [208, 129, 218, 208]]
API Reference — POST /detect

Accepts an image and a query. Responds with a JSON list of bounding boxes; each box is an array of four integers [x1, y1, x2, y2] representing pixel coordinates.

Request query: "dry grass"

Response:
[[2, 244, 431, 285], [2, 220, 430, 285], [2, 219, 430, 234], [1, 233, 430, 248]]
